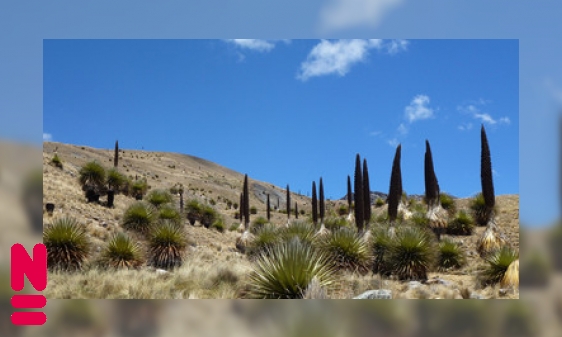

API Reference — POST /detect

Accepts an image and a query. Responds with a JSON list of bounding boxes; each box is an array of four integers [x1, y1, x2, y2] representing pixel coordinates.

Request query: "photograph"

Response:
[[41, 39, 518, 299]]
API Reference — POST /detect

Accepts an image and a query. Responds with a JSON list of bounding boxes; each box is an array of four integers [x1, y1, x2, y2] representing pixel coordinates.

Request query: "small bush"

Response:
[[440, 193, 456, 214], [229, 223, 241, 232], [146, 189, 173, 208], [44, 217, 90, 272], [317, 227, 372, 274], [106, 168, 127, 193], [200, 205, 219, 228], [323, 217, 350, 231], [186, 199, 202, 225], [247, 223, 281, 258], [410, 212, 429, 229], [247, 238, 336, 299], [370, 226, 394, 276], [122, 202, 157, 234], [158, 206, 182, 226], [251, 217, 269, 233], [211, 218, 225, 233], [480, 246, 518, 287], [131, 180, 149, 199], [51, 154, 63, 169], [470, 193, 495, 226], [388, 227, 435, 281], [250, 206, 258, 215], [79, 161, 106, 190], [98, 232, 143, 269], [337, 204, 349, 216], [375, 198, 385, 207], [147, 222, 187, 270], [280, 221, 316, 246], [447, 210, 475, 235], [437, 239, 466, 271]]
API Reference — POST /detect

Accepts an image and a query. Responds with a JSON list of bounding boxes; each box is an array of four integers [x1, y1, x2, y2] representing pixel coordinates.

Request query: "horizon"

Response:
[[43, 39, 518, 202]]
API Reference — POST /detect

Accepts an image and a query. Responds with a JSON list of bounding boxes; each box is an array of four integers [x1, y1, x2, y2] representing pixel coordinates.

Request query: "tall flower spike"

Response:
[[388, 145, 402, 223], [354, 154, 364, 232], [424, 140, 439, 207], [481, 125, 495, 211]]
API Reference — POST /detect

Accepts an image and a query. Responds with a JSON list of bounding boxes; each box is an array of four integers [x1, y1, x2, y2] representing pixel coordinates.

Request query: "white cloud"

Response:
[[387, 39, 409, 55], [457, 102, 511, 127], [225, 39, 276, 52], [297, 39, 379, 81], [474, 112, 497, 125], [43, 133, 52, 141], [397, 123, 408, 135], [458, 123, 473, 131], [387, 138, 399, 147], [499, 117, 511, 124], [405, 95, 434, 123], [318, 0, 404, 33]]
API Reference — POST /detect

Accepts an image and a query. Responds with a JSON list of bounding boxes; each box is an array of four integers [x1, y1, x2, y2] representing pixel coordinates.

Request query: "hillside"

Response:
[[42, 141, 519, 299]]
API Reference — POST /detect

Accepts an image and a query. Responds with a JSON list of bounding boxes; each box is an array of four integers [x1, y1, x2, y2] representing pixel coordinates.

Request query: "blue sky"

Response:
[[43, 39, 518, 202], [2, 1, 562, 227]]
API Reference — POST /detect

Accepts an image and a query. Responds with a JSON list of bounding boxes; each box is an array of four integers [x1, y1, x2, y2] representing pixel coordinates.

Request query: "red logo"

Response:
[[10, 243, 47, 325]]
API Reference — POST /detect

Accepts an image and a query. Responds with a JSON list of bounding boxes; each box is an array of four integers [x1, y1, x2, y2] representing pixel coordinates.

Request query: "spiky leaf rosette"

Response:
[[247, 223, 281, 258], [280, 220, 316, 247], [319, 178, 325, 223], [99, 232, 143, 269], [122, 202, 158, 234], [200, 205, 219, 228], [79, 161, 106, 190], [158, 206, 182, 226], [317, 227, 372, 274], [312, 181, 318, 225], [354, 154, 364, 232], [106, 168, 127, 193], [247, 238, 336, 299], [186, 199, 202, 226], [44, 217, 90, 272], [362, 159, 372, 229], [481, 125, 495, 214], [424, 140, 440, 207], [244, 174, 250, 227], [437, 239, 466, 271], [148, 222, 187, 270], [470, 193, 495, 227], [370, 226, 394, 276], [388, 145, 402, 223], [388, 226, 435, 281], [447, 210, 475, 235], [480, 246, 518, 287], [146, 189, 173, 208], [477, 224, 508, 258]]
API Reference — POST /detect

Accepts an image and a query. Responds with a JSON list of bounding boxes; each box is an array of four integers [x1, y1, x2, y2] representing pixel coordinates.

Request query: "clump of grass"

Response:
[[51, 154, 63, 169], [480, 246, 519, 287], [158, 206, 182, 226], [211, 218, 225, 233], [200, 205, 219, 228], [375, 197, 385, 207], [470, 193, 496, 226], [437, 239, 466, 271], [447, 210, 474, 235], [186, 199, 202, 225], [387, 227, 435, 281], [229, 223, 241, 232], [317, 227, 372, 274], [122, 202, 157, 234], [247, 238, 336, 299], [147, 222, 187, 270], [98, 232, 144, 269], [79, 161, 106, 190], [337, 204, 349, 216], [251, 217, 269, 233], [131, 179, 149, 200], [440, 193, 456, 214], [280, 220, 316, 246], [250, 206, 258, 215], [323, 217, 350, 231], [44, 217, 90, 272], [370, 226, 394, 276], [410, 212, 429, 229], [146, 189, 173, 208], [247, 223, 281, 258]]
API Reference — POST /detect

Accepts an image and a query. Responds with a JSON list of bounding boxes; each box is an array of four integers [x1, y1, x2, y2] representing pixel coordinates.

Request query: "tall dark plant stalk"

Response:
[[114, 140, 119, 168], [354, 154, 364, 232], [388, 145, 402, 223], [244, 174, 250, 229], [178, 184, 184, 213], [239, 192, 245, 224], [362, 159, 371, 228], [312, 181, 318, 225], [286, 185, 291, 220], [295, 202, 299, 219], [319, 178, 325, 224], [481, 125, 495, 216], [347, 175, 352, 213], [424, 140, 440, 207], [267, 194, 271, 221]]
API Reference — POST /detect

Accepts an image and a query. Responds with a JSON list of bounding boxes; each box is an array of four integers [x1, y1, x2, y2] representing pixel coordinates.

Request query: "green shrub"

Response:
[[146, 189, 173, 208], [410, 212, 429, 229], [388, 227, 435, 281], [250, 206, 258, 215], [211, 218, 225, 233], [470, 193, 495, 226], [200, 205, 219, 228], [51, 154, 63, 169], [122, 202, 157, 234], [370, 226, 394, 276], [106, 168, 127, 193], [323, 217, 350, 231], [79, 161, 106, 190], [440, 193, 456, 214], [317, 227, 371, 274], [375, 198, 385, 207], [247, 238, 336, 299], [280, 220, 316, 246], [251, 217, 269, 233], [447, 210, 475, 235], [158, 206, 182, 226], [131, 180, 149, 199], [229, 223, 241, 232], [437, 239, 466, 271], [186, 199, 202, 225], [337, 204, 349, 216], [98, 232, 143, 269], [247, 223, 281, 258], [147, 222, 187, 270], [480, 246, 518, 287], [44, 217, 90, 272]]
